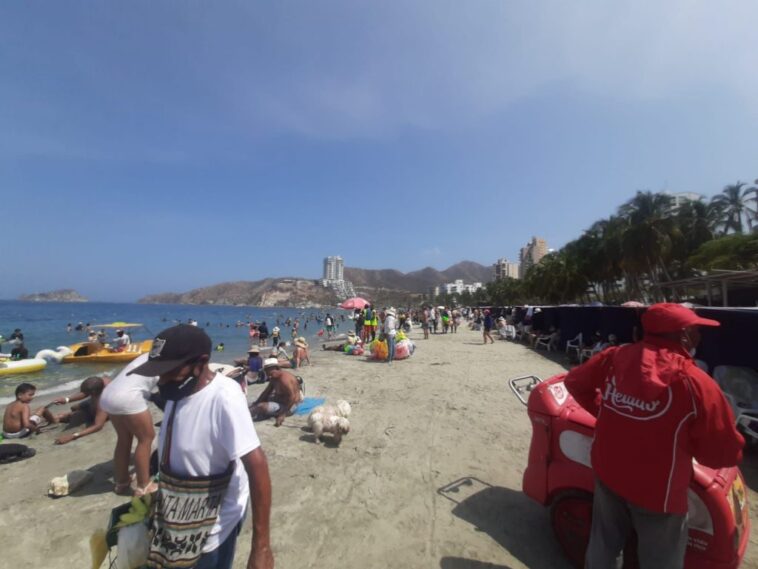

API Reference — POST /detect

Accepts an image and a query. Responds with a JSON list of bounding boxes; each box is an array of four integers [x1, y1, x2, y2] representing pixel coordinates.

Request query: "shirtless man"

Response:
[[51, 375, 111, 444], [250, 359, 304, 427], [2, 383, 61, 439]]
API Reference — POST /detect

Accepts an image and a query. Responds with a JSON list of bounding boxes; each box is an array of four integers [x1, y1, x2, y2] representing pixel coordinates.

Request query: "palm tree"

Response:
[[618, 192, 678, 299], [710, 182, 757, 234]]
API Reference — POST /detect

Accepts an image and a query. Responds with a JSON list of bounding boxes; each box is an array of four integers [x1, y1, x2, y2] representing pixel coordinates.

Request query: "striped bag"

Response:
[[146, 405, 233, 569]]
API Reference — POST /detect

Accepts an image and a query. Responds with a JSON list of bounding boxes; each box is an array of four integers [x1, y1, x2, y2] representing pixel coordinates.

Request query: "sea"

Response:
[[0, 300, 352, 403]]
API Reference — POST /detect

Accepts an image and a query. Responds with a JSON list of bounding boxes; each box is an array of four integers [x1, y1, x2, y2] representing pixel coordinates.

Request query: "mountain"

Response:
[[18, 289, 88, 302], [138, 279, 338, 307], [344, 260, 492, 293], [137, 260, 493, 307]]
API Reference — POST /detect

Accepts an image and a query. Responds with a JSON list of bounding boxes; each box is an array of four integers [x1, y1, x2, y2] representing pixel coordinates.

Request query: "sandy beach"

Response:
[[2, 326, 757, 569]]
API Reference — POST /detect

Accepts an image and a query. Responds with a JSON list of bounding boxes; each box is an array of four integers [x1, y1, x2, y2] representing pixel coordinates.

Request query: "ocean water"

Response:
[[0, 301, 351, 402]]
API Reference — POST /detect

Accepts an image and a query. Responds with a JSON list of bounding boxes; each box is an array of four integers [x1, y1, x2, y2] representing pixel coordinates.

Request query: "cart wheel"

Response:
[[550, 490, 593, 569]]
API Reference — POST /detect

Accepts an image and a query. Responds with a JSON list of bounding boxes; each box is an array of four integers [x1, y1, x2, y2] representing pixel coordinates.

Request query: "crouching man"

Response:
[[250, 358, 304, 427]]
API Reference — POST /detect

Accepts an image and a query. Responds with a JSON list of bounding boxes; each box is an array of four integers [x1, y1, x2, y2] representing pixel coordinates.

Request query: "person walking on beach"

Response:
[[127, 324, 273, 569], [325, 313, 335, 339], [384, 308, 398, 364], [564, 303, 744, 569], [258, 321, 269, 346], [362, 304, 373, 344], [482, 309, 495, 344]]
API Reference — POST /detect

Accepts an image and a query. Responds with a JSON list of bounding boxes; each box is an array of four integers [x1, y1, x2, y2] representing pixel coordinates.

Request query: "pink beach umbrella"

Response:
[[339, 297, 371, 310], [621, 301, 646, 308]]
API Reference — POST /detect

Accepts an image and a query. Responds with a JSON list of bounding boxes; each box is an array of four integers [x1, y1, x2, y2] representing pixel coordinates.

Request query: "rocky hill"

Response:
[[137, 261, 493, 308], [138, 279, 338, 307], [18, 289, 88, 302], [345, 261, 492, 292]]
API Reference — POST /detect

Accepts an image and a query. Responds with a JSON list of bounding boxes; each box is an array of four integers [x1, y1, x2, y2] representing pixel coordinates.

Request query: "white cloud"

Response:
[[227, 0, 758, 138]]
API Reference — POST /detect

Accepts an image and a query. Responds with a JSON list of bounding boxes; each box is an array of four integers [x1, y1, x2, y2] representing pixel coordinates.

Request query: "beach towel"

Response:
[[294, 397, 326, 416]]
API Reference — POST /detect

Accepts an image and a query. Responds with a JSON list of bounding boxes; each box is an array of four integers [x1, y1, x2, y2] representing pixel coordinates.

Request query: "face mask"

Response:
[[159, 374, 200, 402], [682, 330, 697, 358]]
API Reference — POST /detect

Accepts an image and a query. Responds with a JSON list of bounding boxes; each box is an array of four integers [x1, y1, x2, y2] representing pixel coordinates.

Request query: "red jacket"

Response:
[[564, 336, 744, 514]]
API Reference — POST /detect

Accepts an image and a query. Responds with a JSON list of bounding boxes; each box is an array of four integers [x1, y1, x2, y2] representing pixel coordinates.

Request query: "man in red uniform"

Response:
[[564, 303, 744, 569]]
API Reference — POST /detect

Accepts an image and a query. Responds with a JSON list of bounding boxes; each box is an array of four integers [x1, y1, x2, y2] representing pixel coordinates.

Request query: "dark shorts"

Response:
[[78, 399, 97, 424]]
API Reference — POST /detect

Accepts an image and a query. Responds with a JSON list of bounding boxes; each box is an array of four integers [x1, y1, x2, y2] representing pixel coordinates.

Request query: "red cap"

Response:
[[642, 303, 720, 334]]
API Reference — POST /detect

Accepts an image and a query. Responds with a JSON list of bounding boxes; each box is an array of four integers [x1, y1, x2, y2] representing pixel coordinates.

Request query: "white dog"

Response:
[[307, 399, 351, 445]]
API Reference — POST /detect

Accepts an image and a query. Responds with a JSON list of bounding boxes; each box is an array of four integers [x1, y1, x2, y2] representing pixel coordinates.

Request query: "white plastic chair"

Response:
[[565, 332, 582, 358], [535, 331, 559, 351]]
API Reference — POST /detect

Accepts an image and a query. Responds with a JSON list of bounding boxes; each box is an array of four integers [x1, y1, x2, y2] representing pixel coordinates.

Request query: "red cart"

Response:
[[510, 373, 750, 569]]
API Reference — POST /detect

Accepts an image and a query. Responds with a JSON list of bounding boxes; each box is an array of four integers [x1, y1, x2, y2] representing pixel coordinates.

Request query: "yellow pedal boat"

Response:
[[60, 322, 153, 364], [61, 339, 153, 364]]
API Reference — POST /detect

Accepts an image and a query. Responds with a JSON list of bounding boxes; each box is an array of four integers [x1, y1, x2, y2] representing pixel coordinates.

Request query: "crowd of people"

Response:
[[0, 301, 751, 569]]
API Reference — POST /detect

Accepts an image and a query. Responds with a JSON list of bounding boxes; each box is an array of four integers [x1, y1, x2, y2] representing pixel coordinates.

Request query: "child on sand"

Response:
[[2, 383, 60, 439]]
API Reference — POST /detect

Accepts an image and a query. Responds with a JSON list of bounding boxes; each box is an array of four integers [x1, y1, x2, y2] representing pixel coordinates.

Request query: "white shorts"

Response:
[[99, 355, 159, 416]]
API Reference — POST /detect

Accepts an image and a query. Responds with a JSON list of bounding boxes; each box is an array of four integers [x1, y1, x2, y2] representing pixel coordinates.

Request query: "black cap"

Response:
[[128, 324, 212, 377]]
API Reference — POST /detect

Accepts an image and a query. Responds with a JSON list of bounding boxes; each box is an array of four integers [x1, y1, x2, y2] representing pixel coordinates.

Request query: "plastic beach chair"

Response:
[[713, 365, 758, 443]]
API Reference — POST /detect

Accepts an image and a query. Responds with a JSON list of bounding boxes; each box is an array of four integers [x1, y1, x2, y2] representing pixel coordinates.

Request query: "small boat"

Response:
[[0, 357, 47, 376], [60, 322, 153, 364]]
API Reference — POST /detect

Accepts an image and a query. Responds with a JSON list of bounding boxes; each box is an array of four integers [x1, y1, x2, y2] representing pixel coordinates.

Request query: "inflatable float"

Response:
[[35, 346, 73, 363], [0, 357, 47, 376]]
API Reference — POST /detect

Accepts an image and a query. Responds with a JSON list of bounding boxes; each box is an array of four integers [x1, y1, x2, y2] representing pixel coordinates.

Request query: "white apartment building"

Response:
[[433, 280, 483, 296], [323, 256, 344, 282]]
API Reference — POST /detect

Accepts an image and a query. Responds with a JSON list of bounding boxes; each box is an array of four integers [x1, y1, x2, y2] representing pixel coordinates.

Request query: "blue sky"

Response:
[[3, 1, 758, 301]]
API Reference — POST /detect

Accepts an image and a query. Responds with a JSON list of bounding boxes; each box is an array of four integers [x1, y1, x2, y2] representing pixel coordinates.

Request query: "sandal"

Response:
[[134, 480, 159, 497], [113, 473, 136, 495], [114, 481, 133, 496]]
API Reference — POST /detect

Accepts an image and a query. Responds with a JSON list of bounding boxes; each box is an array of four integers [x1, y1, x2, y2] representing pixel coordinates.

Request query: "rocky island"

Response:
[[18, 289, 88, 302]]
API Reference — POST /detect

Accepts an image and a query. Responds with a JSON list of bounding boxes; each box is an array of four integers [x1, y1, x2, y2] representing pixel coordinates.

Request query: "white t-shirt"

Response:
[[384, 315, 397, 337], [158, 374, 261, 552], [100, 353, 159, 415]]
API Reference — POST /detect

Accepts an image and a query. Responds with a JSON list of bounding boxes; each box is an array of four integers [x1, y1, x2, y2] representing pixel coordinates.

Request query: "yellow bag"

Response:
[[371, 339, 388, 360]]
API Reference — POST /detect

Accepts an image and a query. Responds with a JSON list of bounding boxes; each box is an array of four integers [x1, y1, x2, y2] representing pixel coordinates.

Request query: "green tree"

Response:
[[688, 234, 758, 270], [711, 182, 757, 234]]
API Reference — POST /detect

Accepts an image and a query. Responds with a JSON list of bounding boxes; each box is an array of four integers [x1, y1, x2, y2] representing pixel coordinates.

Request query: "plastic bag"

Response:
[[370, 340, 388, 360], [116, 522, 149, 569], [395, 342, 410, 360]]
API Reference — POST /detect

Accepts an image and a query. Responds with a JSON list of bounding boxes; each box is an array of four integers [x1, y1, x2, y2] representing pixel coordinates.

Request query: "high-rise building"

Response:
[[519, 237, 548, 278], [323, 256, 344, 282], [493, 258, 520, 280]]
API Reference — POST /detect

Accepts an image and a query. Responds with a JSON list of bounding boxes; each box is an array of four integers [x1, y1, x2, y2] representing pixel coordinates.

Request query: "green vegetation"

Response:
[[433, 182, 758, 307]]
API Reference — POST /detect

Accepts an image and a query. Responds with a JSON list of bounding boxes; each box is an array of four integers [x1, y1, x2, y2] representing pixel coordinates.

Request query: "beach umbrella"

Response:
[[621, 301, 645, 308], [339, 297, 370, 310]]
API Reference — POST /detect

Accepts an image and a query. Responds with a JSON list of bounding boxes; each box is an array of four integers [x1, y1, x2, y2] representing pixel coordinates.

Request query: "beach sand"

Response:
[[2, 326, 757, 568]]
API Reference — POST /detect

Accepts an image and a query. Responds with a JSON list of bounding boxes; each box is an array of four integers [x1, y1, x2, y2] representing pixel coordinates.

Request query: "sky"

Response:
[[2, 1, 758, 301]]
